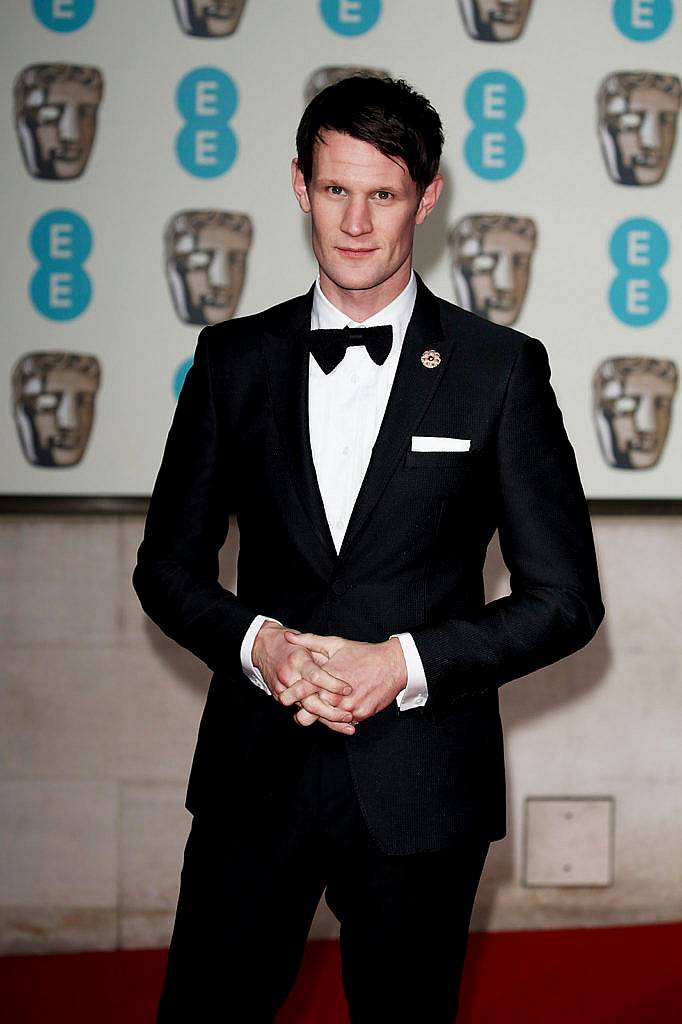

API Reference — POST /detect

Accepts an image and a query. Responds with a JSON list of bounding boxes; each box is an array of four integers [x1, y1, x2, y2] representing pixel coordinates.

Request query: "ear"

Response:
[[291, 158, 311, 214], [415, 174, 444, 225]]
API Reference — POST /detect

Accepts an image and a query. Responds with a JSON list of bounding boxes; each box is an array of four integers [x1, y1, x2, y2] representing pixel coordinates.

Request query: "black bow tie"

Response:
[[306, 324, 393, 375]]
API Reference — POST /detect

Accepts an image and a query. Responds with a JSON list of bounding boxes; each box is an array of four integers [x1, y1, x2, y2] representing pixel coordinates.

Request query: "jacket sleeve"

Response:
[[411, 335, 604, 710], [132, 327, 258, 678]]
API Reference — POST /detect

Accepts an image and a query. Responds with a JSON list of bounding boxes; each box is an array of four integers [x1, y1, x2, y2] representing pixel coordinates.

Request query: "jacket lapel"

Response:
[[261, 289, 337, 571], [338, 275, 451, 560]]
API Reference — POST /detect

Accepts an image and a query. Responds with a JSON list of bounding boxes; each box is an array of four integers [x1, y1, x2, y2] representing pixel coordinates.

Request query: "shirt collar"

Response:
[[311, 270, 417, 345]]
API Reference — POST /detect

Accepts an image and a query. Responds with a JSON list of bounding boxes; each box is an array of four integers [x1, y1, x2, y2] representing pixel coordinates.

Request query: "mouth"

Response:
[[633, 154, 661, 169], [630, 436, 657, 452], [205, 5, 234, 17], [489, 295, 516, 311], [335, 247, 378, 259], [201, 292, 232, 306], [492, 6, 520, 24], [53, 147, 83, 163]]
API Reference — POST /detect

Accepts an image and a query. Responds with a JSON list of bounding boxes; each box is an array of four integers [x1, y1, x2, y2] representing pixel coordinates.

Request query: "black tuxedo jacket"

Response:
[[133, 275, 604, 855]]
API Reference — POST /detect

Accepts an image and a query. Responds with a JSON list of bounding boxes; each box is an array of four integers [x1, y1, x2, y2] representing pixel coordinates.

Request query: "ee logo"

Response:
[[320, 0, 381, 35], [173, 358, 193, 400], [613, 0, 673, 41], [609, 218, 669, 326], [176, 67, 238, 178], [464, 71, 525, 180], [32, 0, 95, 32], [30, 210, 93, 321]]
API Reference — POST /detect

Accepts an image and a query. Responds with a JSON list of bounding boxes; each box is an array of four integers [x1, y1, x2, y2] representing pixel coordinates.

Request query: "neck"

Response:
[[318, 259, 413, 322]]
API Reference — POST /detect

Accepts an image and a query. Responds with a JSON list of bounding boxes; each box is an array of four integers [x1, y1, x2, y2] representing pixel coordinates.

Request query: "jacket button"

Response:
[[331, 579, 347, 596]]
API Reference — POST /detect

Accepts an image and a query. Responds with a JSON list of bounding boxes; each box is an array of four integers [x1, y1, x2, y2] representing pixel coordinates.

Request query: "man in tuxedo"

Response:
[[134, 75, 604, 1022]]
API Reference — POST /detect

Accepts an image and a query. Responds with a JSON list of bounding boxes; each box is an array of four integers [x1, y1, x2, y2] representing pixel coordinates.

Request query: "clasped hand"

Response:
[[252, 622, 407, 735]]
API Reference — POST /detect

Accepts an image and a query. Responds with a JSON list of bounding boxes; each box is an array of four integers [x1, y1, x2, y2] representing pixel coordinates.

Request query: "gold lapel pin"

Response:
[[421, 349, 441, 369]]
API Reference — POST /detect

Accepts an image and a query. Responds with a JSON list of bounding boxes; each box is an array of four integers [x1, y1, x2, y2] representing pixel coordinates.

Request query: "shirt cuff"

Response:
[[240, 614, 282, 695], [391, 632, 429, 710]]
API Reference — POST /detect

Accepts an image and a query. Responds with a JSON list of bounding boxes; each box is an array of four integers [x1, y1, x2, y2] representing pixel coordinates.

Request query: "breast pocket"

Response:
[[404, 450, 481, 469]]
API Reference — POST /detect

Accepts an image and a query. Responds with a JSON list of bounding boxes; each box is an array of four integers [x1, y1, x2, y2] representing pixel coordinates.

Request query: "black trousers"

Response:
[[157, 731, 489, 1023]]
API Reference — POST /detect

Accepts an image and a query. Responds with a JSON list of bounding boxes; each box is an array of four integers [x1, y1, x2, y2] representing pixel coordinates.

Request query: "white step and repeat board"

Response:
[[1, 0, 680, 499]]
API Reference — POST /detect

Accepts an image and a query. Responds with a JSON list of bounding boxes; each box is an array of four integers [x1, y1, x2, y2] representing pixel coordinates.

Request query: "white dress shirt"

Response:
[[240, 271, 429, 711]]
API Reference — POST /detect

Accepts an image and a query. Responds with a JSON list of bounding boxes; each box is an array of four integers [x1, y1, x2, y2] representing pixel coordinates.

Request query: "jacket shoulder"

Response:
[[197, 290, 312, 362]]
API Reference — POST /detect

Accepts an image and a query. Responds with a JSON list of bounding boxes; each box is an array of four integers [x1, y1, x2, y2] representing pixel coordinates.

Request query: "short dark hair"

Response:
[[296, 75, 444, 197]]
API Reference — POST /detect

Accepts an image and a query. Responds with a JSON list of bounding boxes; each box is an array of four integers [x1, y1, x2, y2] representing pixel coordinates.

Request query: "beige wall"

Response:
[[1, 514, 680, 954]]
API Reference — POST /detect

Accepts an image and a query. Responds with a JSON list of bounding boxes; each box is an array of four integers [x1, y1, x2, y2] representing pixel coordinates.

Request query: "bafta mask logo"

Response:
[[593, 357, 678, 470], [303, 65, 390, 105], [457, 0, 533, 41], [165, 210, 252, 325], [14, 63, 103, 181], [12, 352, 101, 468], [448, 214, 536, 326], [597, 71, 681, 186], [172, 0, 246, 36]]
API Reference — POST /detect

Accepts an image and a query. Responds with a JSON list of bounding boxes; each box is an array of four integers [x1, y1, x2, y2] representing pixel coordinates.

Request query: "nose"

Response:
[[208, 249, 228, 288], [56, 391, 78, 431], [492, 252, 513, 291], [58, 102, 79, 142], [634, 394, 656, 434], [639, 111, 660, 151], [340, 196, 372, 237]]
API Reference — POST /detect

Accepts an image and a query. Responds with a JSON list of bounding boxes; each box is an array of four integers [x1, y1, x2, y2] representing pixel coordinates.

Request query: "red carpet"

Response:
[[2, 922, 680, 1023]]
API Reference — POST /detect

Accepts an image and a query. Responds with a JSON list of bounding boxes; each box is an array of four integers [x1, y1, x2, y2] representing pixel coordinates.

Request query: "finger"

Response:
[[299, 693, 353, 723], [298, 662, 352, 696], [284, 632, 333, 657], [319, 719, 356, 735], [280, 680, 342, 707], [294, 706, 318, 727]]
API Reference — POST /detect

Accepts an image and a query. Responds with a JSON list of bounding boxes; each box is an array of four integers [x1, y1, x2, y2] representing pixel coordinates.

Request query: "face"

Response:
[[594, 358, 678, 469], [449, 216, 536, 326], [292, 130, 442, 309], [13, 353, 100, 468], [173, 0, 245, 36], [15, 66, 102, 180], [598, 75, 681, 186], [458, 0, 532, 42], [304, 66, 390, 106], [165, 212, 252, 325]]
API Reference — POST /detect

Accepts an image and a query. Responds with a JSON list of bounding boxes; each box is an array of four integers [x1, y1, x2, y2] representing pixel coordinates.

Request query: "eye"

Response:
[[471, 254, 496, 273], [618, 112, 642, 130], [184, 251, 211, 269], [613, 396, 637, 414], [34, 393, 59, 411], [37, 105, 61, 123], [375, 190, 393, 200], [327, 185, 345, 196]]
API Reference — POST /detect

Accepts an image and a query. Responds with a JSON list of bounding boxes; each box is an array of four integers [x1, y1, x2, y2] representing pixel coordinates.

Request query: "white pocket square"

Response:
[[411, 436, 471, 452]]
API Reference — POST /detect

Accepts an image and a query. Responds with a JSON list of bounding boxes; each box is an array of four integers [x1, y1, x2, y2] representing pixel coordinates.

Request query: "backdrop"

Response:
[[1, 0, 680, 498]]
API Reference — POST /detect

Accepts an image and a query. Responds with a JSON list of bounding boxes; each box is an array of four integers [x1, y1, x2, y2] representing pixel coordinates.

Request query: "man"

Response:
[[164, 210, 253, 326], [12, 351, 101, 468], [134, 76, 604, 1022], [13, 63, 103, 181]]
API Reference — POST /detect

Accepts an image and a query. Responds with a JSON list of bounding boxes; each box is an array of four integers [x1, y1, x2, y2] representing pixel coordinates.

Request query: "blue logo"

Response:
[[609, 218, 669, 326], [173, 358, 194, 400], [29, 210, 92, 321], [613, 0, 673, 41], [320, 0, 381, 36], [464, 71, 525, 180], [33, 0, 95, 32], [176, 68, 238, 178]]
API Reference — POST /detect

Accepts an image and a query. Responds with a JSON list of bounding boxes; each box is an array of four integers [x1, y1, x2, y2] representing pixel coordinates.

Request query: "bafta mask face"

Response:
[[457, 0, 533, 42], [593, 357, 678, 469], [14, 64, 103, 181], [303, 66, 391, 106], [448, 215, 536, 326], [165, 211, 252, 326], [598, 72, 681, 186], [12, 352, 101, 468], [172, 0, 246, 36]]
